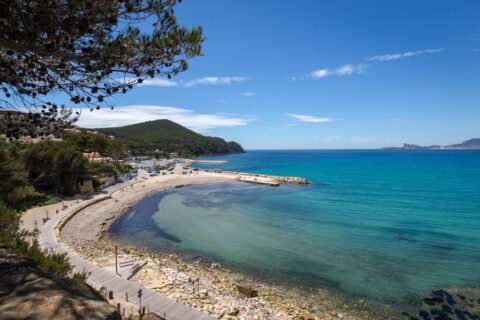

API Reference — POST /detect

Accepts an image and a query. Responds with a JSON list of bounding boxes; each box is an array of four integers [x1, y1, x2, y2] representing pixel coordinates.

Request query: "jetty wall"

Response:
[[209, 170, 310, 184]]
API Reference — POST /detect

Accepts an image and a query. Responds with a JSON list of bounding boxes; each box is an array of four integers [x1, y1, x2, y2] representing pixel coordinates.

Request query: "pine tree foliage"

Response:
[[0, 0, 204, 138]]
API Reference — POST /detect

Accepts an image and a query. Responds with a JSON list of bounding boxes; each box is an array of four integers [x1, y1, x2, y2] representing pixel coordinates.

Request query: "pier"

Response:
[[205, 169, 310, 185], [190, 160, 229, 164], [182, 160, 310, 185], [237, 175, 280, 186]]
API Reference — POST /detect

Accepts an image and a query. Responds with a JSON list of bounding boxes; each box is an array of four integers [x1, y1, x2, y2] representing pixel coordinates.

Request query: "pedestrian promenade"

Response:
[[39, 198, 216, 320]]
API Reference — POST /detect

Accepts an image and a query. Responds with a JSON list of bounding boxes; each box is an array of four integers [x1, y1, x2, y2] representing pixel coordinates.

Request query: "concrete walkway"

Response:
[[39, 197, 216, 320]]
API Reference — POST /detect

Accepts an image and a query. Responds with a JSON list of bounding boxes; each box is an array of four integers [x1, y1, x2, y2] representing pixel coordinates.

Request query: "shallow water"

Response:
[[110, 150, 480, 309]]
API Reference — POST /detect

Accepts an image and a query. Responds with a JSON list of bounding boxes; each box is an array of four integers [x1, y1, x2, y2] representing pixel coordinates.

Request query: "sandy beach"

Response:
[[23, 170, 395, 320], [59, 171, 235, 248]]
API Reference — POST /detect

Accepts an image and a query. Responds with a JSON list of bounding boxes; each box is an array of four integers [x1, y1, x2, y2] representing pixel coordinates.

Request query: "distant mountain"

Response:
[[95, 119, 245, 157], [382, 138, 480, 150], [447, 138, 480, 149]]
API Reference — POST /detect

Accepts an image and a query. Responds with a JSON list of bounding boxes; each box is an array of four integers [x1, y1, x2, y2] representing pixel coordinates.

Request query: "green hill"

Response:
[[95, 119, 245, 157]]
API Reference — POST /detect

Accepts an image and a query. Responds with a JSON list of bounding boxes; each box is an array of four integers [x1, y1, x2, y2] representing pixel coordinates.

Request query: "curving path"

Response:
[[39, 194, 216, 320]]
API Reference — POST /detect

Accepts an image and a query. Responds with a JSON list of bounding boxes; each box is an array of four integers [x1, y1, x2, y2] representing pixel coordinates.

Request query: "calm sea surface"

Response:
[[110, 150, 480, 308]]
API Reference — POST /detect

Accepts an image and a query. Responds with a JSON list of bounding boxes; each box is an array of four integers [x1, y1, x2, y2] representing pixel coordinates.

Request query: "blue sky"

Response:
[[77, 0, 480, 149]]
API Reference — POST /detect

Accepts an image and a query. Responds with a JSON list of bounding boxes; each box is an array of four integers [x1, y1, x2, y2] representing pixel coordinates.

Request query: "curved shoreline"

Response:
[[57, 170, 402, 320], [61, 171, 236, 245], [39, 193, 216, 320]]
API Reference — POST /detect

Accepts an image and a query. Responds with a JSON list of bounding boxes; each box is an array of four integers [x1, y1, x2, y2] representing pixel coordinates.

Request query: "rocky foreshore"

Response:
[[56, 171, 396, 320], [26, 168, 480, 320], [62, 234, 399, 320], [402, 288, 480, 320]]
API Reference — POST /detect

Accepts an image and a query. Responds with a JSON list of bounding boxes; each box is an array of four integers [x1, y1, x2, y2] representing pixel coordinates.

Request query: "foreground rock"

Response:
[[402, 288, 480, 320], [0, 245, 121, 320], [236, 284, 258, 297]]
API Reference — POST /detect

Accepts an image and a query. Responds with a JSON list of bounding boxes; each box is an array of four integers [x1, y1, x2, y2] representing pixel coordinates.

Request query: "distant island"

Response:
[[94, 119, 245, 157], [382, 138, 480, 150]]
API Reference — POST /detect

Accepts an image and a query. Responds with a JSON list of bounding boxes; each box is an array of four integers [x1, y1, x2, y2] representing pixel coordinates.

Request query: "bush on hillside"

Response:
[[42, 197, 63, 206]]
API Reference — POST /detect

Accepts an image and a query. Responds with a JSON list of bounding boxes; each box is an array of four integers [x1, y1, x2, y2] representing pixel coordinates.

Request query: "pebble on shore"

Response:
[[63, 235, 399, 320]]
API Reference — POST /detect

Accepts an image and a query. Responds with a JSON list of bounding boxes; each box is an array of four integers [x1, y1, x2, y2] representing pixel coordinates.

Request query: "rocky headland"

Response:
[[382, 138, 480, 150]]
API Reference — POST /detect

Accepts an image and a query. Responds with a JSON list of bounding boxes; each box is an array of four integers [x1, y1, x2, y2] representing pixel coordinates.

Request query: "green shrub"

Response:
[[0, 202, 19, 244], [1, 192, 77, 282], [5, 185, 37, 206], [29, 191, 46, 202], [43, 197, 63, 206], [13, 238, 72, 277], [71, 269, 91, 282]]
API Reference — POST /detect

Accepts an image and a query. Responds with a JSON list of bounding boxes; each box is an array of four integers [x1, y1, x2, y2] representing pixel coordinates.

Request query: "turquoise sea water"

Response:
[[110, 150, 480, 309]]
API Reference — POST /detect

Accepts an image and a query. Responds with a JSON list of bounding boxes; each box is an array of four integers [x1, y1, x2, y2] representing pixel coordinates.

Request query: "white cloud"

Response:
[[183, 76, 247, 87], [76, 105, 253, 133], [365, 48, 445, 61], [138, 78, 179, 87], [307, 64, 365, 79], [336, 64, 365, 75], [121, 76, 247, 88], [309, 69, 329, 79], [241, 92, 257, 96], [285, 113, 334, 123], [297, 48, 444, 82]]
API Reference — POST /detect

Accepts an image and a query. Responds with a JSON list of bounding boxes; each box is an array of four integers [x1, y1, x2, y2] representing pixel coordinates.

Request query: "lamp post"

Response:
[[138, 289, 143, 309]]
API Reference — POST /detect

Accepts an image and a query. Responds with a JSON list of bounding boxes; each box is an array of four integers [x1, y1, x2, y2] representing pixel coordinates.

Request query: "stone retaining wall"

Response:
[[55, 196, 112, 238]]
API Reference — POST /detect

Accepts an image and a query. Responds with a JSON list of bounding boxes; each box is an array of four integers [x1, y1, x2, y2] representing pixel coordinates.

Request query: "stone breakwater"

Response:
[[213, 170, 310, 185], [182, 161, 310, 184], [191, 160, 229, 164]]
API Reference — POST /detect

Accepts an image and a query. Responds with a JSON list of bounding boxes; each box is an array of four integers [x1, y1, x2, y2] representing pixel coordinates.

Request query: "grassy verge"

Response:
[[38, 197, 63, 207]]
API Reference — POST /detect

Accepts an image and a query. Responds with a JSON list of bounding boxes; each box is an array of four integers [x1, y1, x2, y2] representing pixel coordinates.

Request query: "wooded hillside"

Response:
[[95, 119, 245, 157]]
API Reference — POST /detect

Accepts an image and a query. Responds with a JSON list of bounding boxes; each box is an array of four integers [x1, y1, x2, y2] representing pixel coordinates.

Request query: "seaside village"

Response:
[[2, 126, 199, 191]]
